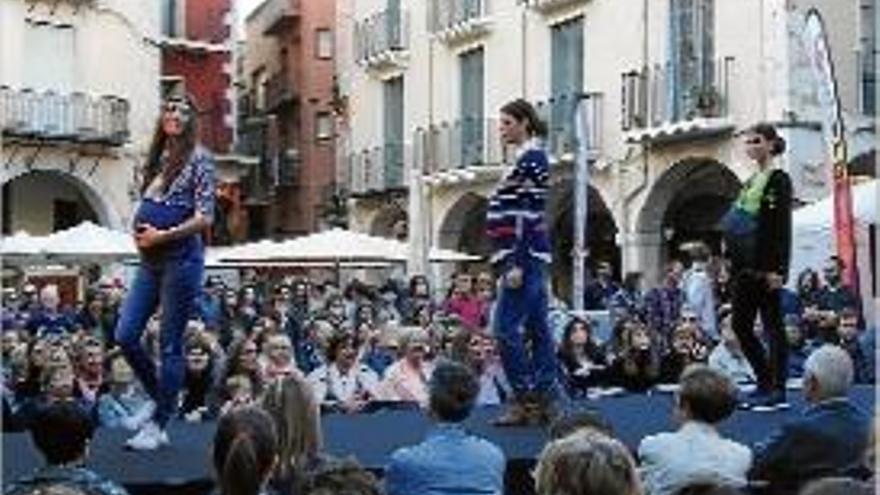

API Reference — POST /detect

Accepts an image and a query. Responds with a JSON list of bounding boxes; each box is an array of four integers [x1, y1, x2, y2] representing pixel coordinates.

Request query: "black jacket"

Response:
[[754, 169, 793, 278]]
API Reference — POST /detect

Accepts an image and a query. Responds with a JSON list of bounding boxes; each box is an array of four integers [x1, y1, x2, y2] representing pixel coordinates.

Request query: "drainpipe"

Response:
[[521, 0, 528, 97], [620, 0, 651, 275]]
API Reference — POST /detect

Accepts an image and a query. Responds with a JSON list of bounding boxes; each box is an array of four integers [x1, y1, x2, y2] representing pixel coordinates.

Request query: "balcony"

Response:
[[527, 0, 590, 15], [531, 93, 604, 163], [250, 0, 300, 36], [428, 0, 492, 46], [347, 143, 408, 196], [414, 118, 507, 184], [621, 57, 735, 145], [264, 70, 296, 112], [354, 8, 410, 72], [1, 86, 129, 146]]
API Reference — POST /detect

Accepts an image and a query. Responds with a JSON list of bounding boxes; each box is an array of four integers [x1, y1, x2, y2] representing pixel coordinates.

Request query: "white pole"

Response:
[[572, 95, 593, 312]]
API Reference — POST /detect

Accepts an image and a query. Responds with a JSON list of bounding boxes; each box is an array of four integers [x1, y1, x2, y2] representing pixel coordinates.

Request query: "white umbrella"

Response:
[[42, 221, 137, 261], [220, 228, 480, 264], [1, 230, 47, 257]]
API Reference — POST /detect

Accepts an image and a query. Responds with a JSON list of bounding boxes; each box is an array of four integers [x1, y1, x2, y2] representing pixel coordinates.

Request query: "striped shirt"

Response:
[[485, 138, 551, 266]]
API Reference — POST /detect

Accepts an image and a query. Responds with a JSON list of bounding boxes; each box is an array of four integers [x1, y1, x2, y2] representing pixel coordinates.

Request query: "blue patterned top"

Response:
[[143, 145, 216, 222], [485, 139, 552, 267]]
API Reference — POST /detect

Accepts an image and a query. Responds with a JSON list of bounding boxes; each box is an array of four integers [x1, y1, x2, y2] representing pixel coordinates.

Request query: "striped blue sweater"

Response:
[[485, 140, 552, 267]]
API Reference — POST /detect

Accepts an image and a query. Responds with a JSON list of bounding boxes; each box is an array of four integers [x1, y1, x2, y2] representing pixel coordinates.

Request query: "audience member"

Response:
[[558, 317, 608, 396], [535, 429, 642, 495], [798, 477, 873, 495], [385, 360, 505, 495], [97, 356, 152, 430], [708, 310, 756, 386], [681, 243, 718, 342], [4, 402, 128, 495], [307, 333, 379, 413], [379, 328, 434, 406], [262, 375, 326, 494], [301, 458, 382, 495], [750, 345, 870, 494], [610, 318, 662, 392], [212, 407, 278, 495], [639, 365, 751, 495]]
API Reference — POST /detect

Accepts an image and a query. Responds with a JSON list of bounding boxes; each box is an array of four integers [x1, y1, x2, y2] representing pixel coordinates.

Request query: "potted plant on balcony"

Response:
[[689, 86, 722, 118]]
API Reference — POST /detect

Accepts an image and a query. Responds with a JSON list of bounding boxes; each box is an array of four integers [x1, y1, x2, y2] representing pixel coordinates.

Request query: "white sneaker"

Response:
[[125, 421, 169, 451]]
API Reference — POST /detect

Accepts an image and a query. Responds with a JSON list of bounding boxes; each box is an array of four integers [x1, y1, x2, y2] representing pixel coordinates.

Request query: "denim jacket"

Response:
[[386, 423, 505, 495]]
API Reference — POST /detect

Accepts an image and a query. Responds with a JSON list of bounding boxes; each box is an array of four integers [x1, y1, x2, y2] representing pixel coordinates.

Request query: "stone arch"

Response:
[[637, 157, 741, 265], [437, 192, 490, 257], [547, 179, 619, 303], [1, 168, 123, 233]]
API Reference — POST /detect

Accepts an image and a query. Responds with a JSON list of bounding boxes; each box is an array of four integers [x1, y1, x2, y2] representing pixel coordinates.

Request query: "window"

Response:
[[316, 29, 333, 59], [383, 77, 405, 187], [161, 0, 186, 37], [550, 16, 584, 151], [252, 68, 267, 110], [669, 0, 715, 120], [315, 112, 334, 141], [859, 0, 876, 115], [460, 48, 485, 166], [24, 21, 75, 92], [161, 78, 185, 99]]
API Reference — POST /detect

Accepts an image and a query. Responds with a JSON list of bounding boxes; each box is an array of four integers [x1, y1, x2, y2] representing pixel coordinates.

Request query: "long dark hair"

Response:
[[141, 94, 199, 194], [500, 98, 548, 138], [213, 407, 278, 495]]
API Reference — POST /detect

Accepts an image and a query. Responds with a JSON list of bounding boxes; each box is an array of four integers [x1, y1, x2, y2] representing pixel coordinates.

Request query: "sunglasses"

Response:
[[163, 101, 192, 115]]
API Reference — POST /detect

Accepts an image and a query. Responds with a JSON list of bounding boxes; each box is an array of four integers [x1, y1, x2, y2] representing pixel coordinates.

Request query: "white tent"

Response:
[[218, 228, 480, 265], [790, 179, 877, 319]]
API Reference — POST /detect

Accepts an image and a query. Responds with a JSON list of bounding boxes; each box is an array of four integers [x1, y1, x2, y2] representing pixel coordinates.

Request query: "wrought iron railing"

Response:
[[427, 0, 490, 34], [347, 143, 407, 194], [1, 86, 130, 146], [621, 56, 734, 131], [354, 8, 410, 65], [251, 0, 300, 36], [414, 117, 506, 174], [264, 70, 296, 111]]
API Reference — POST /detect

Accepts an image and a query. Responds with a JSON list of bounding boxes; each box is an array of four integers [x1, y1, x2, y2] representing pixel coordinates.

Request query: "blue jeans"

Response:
[[115, 252, 203, 427], [492, 257, 558, 396]]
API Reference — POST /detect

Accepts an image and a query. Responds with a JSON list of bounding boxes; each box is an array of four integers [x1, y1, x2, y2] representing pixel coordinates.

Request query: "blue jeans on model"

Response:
[[115, 244, 203, 428], [492, 257, 558, 397]]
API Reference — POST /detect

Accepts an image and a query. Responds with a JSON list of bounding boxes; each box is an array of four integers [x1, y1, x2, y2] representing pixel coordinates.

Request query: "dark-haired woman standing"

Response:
[[115, 94, 215, 449], [721, 123, 792, 410], [486, 99, 558, 426]]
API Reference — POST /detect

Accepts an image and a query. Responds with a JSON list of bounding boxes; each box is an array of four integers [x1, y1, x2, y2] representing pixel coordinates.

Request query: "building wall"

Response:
[[0, 0, 161, 231], [241, 0, 337, 237], [340, 0, 876, 284]]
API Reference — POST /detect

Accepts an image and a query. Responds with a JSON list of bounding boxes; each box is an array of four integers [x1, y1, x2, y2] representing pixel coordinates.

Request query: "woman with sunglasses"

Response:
[[720, 122, 792, 411], [115, 94, 215, 449]]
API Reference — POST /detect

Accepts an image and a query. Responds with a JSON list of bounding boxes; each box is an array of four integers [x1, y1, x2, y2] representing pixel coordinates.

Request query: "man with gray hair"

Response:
[[749, 345, 870, 495]]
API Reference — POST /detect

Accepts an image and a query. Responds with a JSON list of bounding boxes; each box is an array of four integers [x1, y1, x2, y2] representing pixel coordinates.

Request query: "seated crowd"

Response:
[[1, 249, 875, 495]]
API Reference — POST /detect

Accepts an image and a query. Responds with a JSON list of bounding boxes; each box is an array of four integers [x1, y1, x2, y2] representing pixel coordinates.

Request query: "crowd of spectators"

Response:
[[1, 247, 875, 495]]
